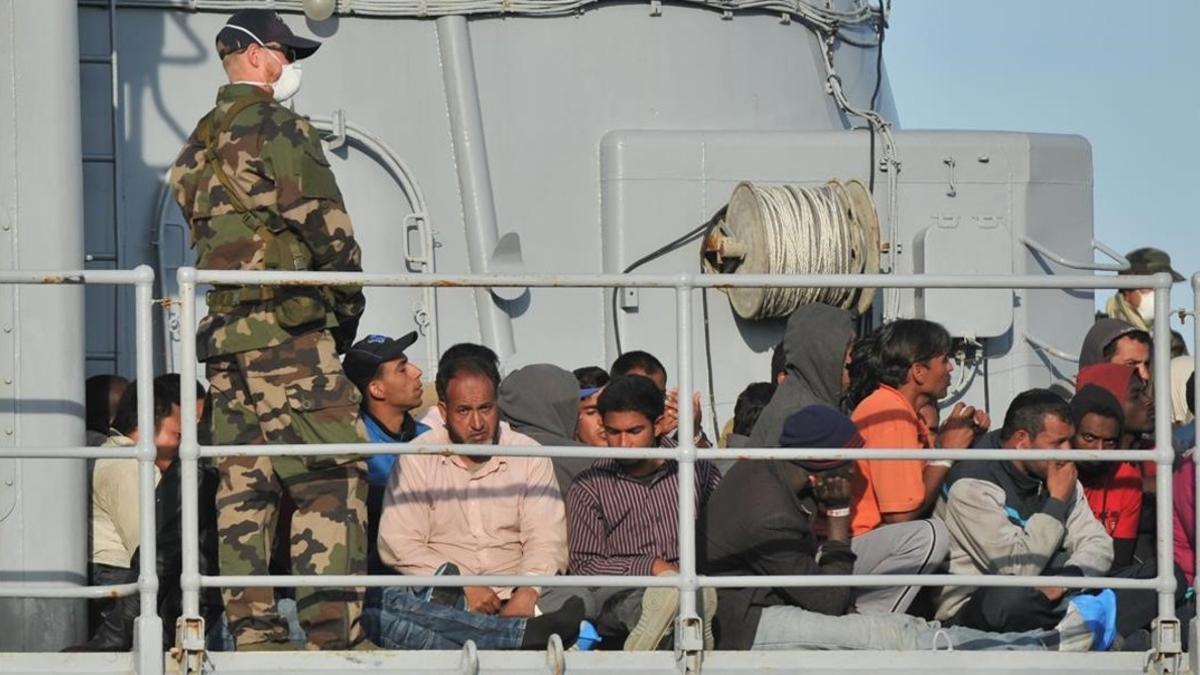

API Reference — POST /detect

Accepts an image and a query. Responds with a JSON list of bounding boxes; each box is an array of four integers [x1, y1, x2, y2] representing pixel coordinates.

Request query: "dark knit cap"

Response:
[[778, 404, 863, 472]]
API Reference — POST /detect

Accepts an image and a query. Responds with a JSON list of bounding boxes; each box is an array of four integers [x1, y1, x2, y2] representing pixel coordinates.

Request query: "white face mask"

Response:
[[1136, 290, 1155, 323], [224, 24, 303, 102], [266, 51, 303, 103]]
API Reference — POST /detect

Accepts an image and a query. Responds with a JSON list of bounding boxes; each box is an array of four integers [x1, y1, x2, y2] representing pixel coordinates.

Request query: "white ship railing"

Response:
[[0, 266, 1193, 675]]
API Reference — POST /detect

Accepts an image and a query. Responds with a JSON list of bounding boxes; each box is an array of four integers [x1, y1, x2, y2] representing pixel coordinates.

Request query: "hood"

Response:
[[1080, 318, 1140, 369], [498, 363, 582, 446], [1076, 363, 1136, 407], [747, 304, 856, 448]]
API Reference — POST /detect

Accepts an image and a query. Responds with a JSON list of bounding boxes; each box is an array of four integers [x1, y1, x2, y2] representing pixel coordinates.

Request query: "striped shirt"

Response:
[[566, 459, 722, 576]]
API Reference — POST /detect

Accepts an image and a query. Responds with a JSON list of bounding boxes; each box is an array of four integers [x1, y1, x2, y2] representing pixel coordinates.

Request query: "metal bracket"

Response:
[[673, 614, 705, 674], [172, 615, 207, 675], [942, 156, 957, 197], [545, 633, 566, 675], [459, 639, 479, 675], [620, 287, 640, 311], [1150, 617, 1183, 673], [325, 108, 348, 151]]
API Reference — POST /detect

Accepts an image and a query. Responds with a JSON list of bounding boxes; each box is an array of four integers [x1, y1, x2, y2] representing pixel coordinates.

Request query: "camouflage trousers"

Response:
[[206, 329, 368, 650]]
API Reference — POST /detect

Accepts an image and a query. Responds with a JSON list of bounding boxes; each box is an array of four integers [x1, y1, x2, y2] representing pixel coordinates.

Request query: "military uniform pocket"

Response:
[[299, 145, 341, 200], [283, 371, 365, 471]]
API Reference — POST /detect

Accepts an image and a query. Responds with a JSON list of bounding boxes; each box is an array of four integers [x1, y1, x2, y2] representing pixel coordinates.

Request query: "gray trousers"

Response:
[[851, 518, 949, 614], [751, 605, 1065, 651]]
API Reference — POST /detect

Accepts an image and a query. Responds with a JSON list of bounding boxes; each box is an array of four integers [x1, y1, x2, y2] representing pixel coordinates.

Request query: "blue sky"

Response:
[[884, 0, 1200, 343]]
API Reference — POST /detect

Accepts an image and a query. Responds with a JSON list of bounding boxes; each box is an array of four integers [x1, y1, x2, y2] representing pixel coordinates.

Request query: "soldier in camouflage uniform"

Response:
[[168, 9, 369, 651]]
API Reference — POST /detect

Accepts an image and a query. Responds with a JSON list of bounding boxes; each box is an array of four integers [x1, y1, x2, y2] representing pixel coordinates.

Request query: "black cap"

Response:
[[216, 9, 321, 61], [343, 332, 418, 392], [1121, 247, 1184, 282]]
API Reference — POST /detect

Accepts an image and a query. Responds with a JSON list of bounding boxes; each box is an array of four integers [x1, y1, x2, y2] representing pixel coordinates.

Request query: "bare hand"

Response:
[[657, 389, 680, 438], [464, 586, 502, 614], [1045, 461, 1078, 502], [939, 403, 983, 449], [499, 587, 539, 618], [651, 559, 679, 576], [810, 473, 854, 510]]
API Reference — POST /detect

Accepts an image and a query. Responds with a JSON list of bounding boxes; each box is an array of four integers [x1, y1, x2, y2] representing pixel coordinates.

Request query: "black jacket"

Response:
[[700, 460, 856, 650]]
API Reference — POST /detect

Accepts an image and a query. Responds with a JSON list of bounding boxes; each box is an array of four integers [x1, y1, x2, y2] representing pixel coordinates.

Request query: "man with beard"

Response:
[[378, 356, 567, 617], [1068, 383, 1136, 566]]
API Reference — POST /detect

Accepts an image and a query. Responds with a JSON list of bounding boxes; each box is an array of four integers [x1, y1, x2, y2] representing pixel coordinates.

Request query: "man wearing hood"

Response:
[[1079, 318, 1152, 382], [1074, 365, 1154, 568], [748, 304, 857, 449], [499, 363, 596, 494]]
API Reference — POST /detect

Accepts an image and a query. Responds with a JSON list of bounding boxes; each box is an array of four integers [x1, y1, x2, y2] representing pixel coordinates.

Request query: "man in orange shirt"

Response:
[[845, 320, 990, 611], [848, 319, 990, 533]]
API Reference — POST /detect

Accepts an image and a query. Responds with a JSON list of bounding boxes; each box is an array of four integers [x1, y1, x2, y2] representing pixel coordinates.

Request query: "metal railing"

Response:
[[0, 266, 161, 675], [0, 265, 1190, 675]]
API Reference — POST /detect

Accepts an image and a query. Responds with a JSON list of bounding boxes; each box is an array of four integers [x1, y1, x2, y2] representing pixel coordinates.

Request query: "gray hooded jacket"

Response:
[[747, 304, 855, 448], [498, 363, 593, 494], [1079, 318, 1141, 370]]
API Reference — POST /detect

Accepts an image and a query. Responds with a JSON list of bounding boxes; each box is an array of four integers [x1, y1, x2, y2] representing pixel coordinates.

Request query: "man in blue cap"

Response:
[[343, 333, 428, 574]]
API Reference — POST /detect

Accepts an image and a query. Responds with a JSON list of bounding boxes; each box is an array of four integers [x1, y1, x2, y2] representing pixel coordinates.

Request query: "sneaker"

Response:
[[1068, 589, 1117, 652], [624, 585, 681, 651], [429, 562, 464, 608]]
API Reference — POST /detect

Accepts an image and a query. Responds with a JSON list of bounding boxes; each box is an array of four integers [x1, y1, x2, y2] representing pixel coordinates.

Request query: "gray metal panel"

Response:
[[0, 0, 88, 651]]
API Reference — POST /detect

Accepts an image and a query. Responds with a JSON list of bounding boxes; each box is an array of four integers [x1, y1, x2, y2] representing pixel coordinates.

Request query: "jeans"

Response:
[[751, 605, 1062, 651], [363, 588, 527, 650]]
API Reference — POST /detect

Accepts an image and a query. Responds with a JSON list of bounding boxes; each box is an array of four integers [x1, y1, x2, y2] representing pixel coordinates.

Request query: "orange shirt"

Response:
[[849, 384, 932, 536]]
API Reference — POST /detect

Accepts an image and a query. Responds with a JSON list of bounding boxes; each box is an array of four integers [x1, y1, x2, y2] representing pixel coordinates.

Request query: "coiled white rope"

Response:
[[749, 181, 867, 318]]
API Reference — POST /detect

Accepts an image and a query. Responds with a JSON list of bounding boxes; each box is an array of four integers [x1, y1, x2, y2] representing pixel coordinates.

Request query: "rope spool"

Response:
[[702, 179, 881, 320]]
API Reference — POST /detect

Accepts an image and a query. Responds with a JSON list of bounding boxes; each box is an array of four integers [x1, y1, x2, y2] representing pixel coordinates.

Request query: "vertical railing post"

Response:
[[1151, 272, 1181, 665], [176, 267, 205, 670], [673, 277, 702, 672], [132, 265, 163, 675]]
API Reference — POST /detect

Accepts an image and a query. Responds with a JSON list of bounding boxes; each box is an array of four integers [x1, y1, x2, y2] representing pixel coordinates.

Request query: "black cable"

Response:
[[867, 10, 885, 194], [611, 206, 728, 355]]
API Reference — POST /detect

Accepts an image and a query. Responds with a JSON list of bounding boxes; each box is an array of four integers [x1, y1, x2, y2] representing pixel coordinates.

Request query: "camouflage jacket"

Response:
[[169, 84, 365, 361]]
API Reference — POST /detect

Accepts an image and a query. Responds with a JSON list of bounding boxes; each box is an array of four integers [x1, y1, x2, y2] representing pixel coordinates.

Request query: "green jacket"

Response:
[[170, 84, 365, 361]]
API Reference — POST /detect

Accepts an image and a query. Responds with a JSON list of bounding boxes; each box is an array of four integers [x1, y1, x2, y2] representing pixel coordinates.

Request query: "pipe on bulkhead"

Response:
[[435, 15, 517, 364]]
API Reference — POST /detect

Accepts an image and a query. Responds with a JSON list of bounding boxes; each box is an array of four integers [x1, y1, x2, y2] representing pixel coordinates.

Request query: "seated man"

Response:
[[564, 375, 722, 650], [1079, 318, 1152, 381], [85, 374, 128, 446], [610, 350, 711, 448], [702, 403, 1116, 652], [936, 389, 1113, 633], [1069, 382, 1138, 567], [848, 319, 989, 538], [342, 332, 429, 574], [724, 381, 776, 450], [573, 366, 609, 447], [379, 356, 567, 617], [787, 406, 947, 614], [76, 374, 208, 651], [749, 304, 856, 449], [499, 363, 594, 494]]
